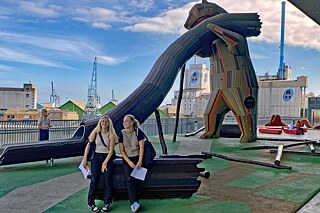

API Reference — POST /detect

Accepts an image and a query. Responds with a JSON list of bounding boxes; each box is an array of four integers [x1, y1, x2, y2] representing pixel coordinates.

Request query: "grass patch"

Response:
[[0, 158, 79, 197], [255, 175, 320, 203], [46, 187, 250, 213], [227, 170, 290, 189]]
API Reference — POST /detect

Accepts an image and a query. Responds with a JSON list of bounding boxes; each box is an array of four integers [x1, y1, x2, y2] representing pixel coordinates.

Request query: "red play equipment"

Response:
[[282, 127, 307, 135], [258, 128, 282, 134], [265, 114, 287, 126], [300, 119, 312, 128]]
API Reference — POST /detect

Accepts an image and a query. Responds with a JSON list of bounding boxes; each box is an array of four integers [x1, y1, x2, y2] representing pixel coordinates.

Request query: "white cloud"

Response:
[[0, 31, 125, 66], [250, 53, 268, 60], [127, 0, 155, 12], [18, 1, 62, 17], [0, 32, 100, 56], [123, 2, 192, 34], [92, 22, 111, 30], [0, 64, 19, 72], [124, 0, 320, 50], [72, 7, 119, 27], [0, 47, 75, 69], [97, 55, 124, 65]]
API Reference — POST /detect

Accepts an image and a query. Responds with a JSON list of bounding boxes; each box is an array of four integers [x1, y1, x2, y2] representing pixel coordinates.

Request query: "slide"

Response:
[[0, 12, 261, 166], [82, 12, 261, 135], [0, 126, 86, 166]]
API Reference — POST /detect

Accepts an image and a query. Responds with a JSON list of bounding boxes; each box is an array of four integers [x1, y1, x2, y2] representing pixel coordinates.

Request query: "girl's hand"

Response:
[[101, 163, 107, 173], [137, 160, 142, 168], [129, 161, 135, 169], [82, 159, 87, 168]]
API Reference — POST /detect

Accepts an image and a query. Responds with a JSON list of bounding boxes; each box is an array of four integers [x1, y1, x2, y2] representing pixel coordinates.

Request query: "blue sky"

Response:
[[0, 0, 319, 106]]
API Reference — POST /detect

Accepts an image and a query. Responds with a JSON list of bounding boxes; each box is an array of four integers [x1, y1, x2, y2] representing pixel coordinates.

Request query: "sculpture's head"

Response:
[[184, 0, 227, 30]]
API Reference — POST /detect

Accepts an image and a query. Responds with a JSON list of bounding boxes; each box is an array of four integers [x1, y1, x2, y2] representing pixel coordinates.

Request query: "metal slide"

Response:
[[0, 13, 261, 165]]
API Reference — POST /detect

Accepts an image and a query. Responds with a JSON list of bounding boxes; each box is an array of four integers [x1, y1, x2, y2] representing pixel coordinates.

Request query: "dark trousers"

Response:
[[38, 129, 49, 141], [122, 156, 140, 205], [88, 153, 114, 205]]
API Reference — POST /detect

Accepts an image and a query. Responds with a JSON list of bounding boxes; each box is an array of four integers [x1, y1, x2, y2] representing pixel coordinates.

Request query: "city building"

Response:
[[0, 83, 37, 110], [2, 109, 78, 121], [308, 96, 320, 126], [59, 100, 86, 118], [258, 75, 308, 118], [99, 101, 117, 114], [170, 58, 309, 120], [171, 57, 210, 118]]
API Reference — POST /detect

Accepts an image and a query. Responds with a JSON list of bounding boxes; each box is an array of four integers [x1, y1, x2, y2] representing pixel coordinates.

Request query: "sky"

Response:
[[0, 0, 319, 106]]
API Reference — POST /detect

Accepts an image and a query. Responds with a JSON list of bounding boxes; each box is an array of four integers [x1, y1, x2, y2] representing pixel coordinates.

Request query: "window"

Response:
[[26, 94, 29, 98], [26, 105, 29, 108]]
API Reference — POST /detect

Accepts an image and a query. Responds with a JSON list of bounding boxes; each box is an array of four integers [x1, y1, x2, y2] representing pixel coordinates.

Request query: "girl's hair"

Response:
[[94, 115, 118, 143], [125, 114, 140, 129], [40, 109, 48, 119]]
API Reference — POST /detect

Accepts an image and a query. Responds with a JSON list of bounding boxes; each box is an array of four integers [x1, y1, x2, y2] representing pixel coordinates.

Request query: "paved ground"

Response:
[[0, 130, 320, 213], [0, 171, 88, 213], [297, 192, 320, 212]]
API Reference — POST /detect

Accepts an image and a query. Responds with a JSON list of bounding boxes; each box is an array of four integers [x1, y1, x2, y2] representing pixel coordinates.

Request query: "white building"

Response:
[[0, 83, 37, 110], [171, 58, 210, 117], [258, 75, 308, 118], [171, 58, 308, 119]]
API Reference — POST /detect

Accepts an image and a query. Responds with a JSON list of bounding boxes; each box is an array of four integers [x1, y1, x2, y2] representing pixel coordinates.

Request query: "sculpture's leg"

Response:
[[222, 88, 257, 143], [201, 90, 230, 139]]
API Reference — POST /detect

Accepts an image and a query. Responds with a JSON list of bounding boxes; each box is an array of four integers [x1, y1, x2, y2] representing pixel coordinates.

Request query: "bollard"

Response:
[[274, 145, 283, 166], [194, 120, 198, 131], [308, 144, 316, 153], [199, 171, 210, 179]]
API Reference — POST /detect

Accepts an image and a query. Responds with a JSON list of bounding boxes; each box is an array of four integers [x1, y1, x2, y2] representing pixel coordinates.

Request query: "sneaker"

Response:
[[88, 204, 100, 213], [131, 202, 141, 213], [101, 203, 111, 212]]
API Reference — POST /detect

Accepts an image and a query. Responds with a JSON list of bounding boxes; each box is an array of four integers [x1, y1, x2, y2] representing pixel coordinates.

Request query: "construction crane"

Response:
[[84, 57, 101, 119], [49, 81, 60, 107]]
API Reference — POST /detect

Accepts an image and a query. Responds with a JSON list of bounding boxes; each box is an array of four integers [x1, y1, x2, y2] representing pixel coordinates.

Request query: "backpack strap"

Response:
[[98, 132, 108, 148], [88, 132, 97, 144], [136, 128, 148, 141]]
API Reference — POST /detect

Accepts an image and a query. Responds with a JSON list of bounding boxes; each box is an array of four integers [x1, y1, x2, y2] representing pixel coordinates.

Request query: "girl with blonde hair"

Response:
[[83, 115, 118, 212], [37, 108, 51, 141]]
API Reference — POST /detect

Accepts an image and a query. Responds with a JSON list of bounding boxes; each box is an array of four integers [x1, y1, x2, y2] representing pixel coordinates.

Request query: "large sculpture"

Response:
[[0, 1, 262, 165], [185, 0, 260, 142]]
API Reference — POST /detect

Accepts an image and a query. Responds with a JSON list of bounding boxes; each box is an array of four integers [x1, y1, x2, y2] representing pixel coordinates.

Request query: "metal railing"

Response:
[[0, 116, 303, 147], [0, 120, 83, 146], [0, 118, 203, 146]]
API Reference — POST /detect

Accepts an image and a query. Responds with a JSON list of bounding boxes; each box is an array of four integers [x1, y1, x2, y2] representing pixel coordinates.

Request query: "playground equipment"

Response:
[[258, 127, 282, 135], [282, 127, 307, 135], [300, 119, 312, 128], [265, 114, 287, 126], [94, 158, 209, 200], [184, 1, 261, 143], [1, 1, 261, 165]]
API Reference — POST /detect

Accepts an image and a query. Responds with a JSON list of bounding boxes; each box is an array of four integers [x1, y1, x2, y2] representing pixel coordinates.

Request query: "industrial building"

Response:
[[0, 83, 37, 110], [171, 57, 210, 117], [257, 66, 308, 118], [2, 109, 78, 121], [170, 60, 309, 119], [308, 97, 320, 126]]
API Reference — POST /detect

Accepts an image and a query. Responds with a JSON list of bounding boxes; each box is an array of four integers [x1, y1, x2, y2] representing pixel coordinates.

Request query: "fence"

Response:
[[0, 118, 205, 146], [0, 116, 302, 146], [0, 120, 83, 146]]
